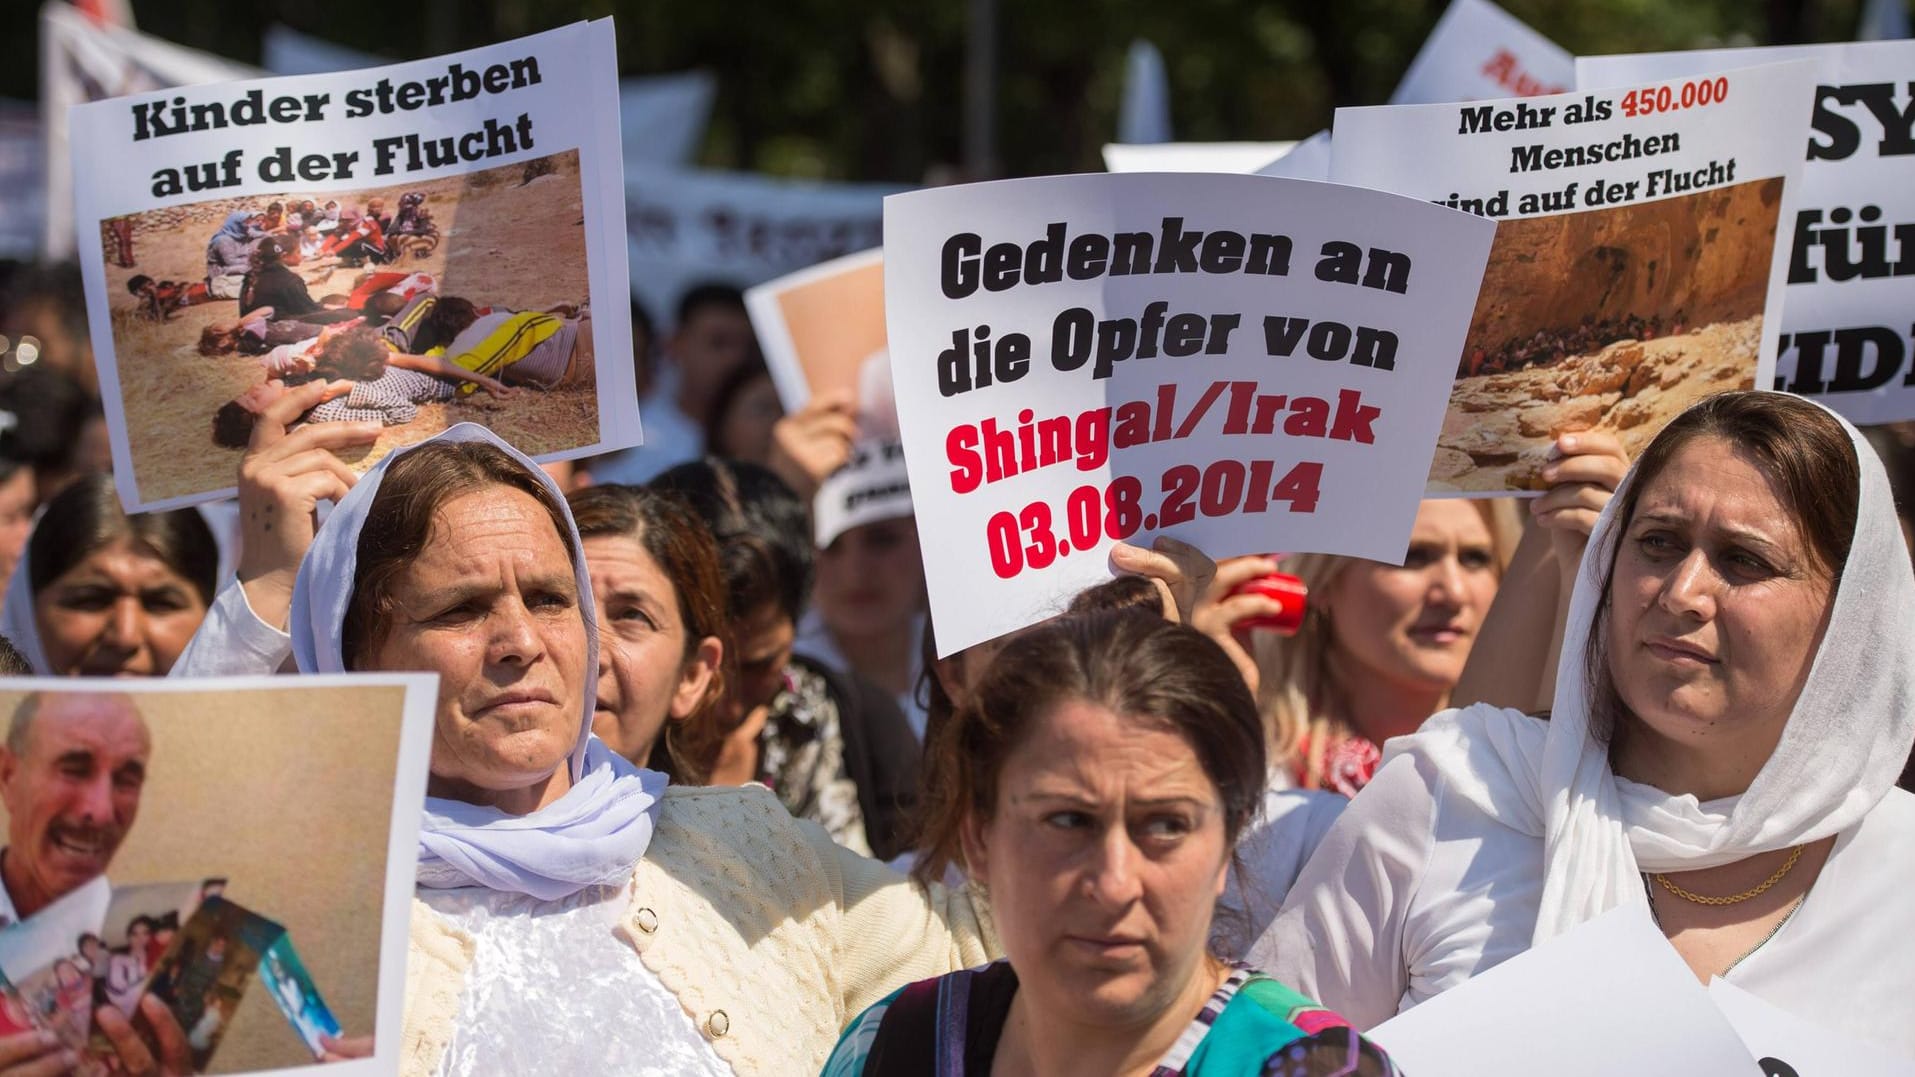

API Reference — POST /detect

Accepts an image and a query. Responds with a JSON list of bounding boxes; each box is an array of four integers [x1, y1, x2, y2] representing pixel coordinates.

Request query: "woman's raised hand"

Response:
[[236, 380, 380, 630], [1530, 430, 1630, 574]]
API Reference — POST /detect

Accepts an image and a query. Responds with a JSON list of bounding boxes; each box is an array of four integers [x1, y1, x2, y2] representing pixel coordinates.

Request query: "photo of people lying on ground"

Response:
[[96, 149, 600, 506]]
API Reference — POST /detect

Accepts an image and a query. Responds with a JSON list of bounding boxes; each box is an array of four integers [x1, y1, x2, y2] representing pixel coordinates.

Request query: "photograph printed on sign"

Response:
[[68, 21, 637, 513], [1331, 59, 1815, 494], [0, 676, 433, 1075], [1579, 40, 1915, 426]]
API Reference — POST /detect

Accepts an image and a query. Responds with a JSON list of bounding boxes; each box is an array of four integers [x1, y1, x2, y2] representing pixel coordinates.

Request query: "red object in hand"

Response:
[[1229, 572, 1307, 636]]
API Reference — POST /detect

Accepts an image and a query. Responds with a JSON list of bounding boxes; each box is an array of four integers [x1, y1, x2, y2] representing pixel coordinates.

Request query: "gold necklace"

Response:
[[1651, 846, 1804, 907]]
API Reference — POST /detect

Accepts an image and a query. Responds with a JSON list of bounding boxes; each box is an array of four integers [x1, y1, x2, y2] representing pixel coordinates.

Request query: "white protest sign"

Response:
[[1580, 42, 1915, 424], [627, 164, 900, 327], [618, 72, 716, 167], [1370, 905, 1760, 1076], [0, 674, 438, 1076], [884, 173, 1496, 655], [1391, 0, 1574, 105], [1333, 60, 1816, 494], [745, 247, 887, 417], [40, 3, 258, 260], [1101, 142, 1297, 174], [814, 438, 914, 547], [1255, 131, 1331, 181], [69, 20, 639, 512], [1708, 979, 1915, 1076]]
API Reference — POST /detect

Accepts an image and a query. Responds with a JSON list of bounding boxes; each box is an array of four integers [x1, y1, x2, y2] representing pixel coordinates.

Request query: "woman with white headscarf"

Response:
[[1249, 391, 1915, 1054], [170, 387, 996, 1076]]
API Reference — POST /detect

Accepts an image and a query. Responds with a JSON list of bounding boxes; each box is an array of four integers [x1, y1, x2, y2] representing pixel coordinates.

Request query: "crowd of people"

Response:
[[0, 252, 1911, 1076]]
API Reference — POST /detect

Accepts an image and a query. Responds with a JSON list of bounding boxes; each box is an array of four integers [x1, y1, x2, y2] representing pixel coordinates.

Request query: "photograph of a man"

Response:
[[0, 692, 149, 925]]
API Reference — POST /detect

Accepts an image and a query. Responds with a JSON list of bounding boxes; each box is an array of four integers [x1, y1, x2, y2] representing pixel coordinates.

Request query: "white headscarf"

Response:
[[0, 542, 55, 673], [288, 423, 665, 901], [0, 501, 229, 675], [1386, 392, 1915, 944]]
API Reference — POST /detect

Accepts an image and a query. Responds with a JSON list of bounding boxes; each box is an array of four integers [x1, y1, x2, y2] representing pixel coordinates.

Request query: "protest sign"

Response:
[[626, 164, 901, 328], [1390, 0, 1574, 105], [1332, 60, 1816, 493], [40, 2, 258, 261], [1254, 131, 1331, 181], [68, 21, 639, 513], [745, 248, 912, 544], [1707, 979, 1915, 1076], [1101, 142, 1297, 174], [745, 247, 887, 418], [0, 674, 435, 1075], [1580, 42, 1915, 425], [884, 173, 1496, 655], [617, 72, 716, 168], [1369, 905, 1759, 1076], [813, 438, 914, 547]]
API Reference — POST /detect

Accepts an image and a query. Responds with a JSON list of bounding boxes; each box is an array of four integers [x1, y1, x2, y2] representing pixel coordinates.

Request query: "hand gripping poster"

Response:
[[884, 173, 1496, 656], [1581, 41, 1915, 425], [1331, 60, 1817, 494], [68, 21, 638, 512]]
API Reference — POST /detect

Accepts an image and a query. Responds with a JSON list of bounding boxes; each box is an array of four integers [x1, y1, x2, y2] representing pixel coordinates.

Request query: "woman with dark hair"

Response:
[[701, 356, 783, 464], [827, 611, 1398, 1076], [652, 457, 923, 860], [239, 237, 323, 318], [171, 416, 999, 1075], [0, 474, 216, 675], [566, 484, 727, 779], [1252, 392, 1915, 1053]]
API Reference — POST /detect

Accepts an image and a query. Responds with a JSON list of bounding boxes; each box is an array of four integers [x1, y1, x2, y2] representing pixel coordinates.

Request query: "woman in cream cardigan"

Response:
[[172, 387, 996, 1075]]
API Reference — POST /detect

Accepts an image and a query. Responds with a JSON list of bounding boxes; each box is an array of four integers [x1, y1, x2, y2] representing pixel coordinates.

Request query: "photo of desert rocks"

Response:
[[1430, 177, 1783, 493], [100, 149, 597, 506]]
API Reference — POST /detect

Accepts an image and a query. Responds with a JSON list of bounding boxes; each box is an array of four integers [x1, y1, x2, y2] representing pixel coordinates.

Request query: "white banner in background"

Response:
[[885, 172, 1496, 655], [1581, 41, 1915, 424], [626, 164, 900, 326], [40, 1, 258, 260], [1333, 60, 1816, 495]]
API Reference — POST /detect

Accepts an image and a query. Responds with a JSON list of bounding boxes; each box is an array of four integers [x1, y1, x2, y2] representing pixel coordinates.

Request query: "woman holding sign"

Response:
[[1251, 392, 1915, 1053], [171, 403, 999, 1076], [825, 611, 1399, 1076]]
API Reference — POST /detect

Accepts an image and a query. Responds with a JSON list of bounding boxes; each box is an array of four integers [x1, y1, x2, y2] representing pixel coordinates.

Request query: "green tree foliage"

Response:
[[0, 0, 1889, 182]]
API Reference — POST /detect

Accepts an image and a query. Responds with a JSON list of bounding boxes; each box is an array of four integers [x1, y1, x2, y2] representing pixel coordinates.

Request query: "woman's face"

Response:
[[1321, 499, 1499, 695], [582, 534, 718, 766], [366, 486, 588, 798], [714, 374, 783, 464], [1606, 437, 1835, 778], [33, 538, 207, 676], [963, 699, 1229, 1032], [814, 517, 923, 640]]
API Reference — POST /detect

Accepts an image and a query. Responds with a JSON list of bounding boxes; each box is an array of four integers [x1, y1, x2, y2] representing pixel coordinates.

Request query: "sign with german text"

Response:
[[884, 173, 1495, 655]]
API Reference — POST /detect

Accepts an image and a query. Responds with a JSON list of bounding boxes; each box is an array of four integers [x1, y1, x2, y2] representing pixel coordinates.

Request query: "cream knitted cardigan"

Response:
[[400, 784, 998, 1076]]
